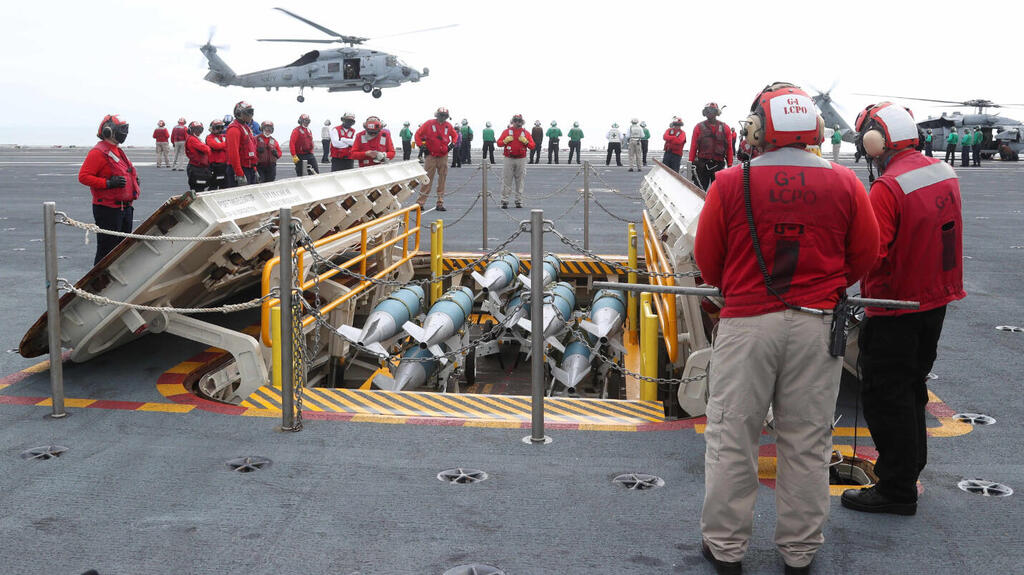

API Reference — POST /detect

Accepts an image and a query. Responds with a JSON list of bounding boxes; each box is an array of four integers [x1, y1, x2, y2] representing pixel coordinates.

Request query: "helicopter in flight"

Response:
[[857, 94, 1024, 159], [200, 7, 454, 102]]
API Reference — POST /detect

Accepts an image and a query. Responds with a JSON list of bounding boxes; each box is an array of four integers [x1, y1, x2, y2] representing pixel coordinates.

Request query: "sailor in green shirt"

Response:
[[482, 121, 496, 164], [944, 128, 958, 164], [567, 122, 584, 164], [831, 124, 843, 162], [459, 119, 474, 165], [640, 121, 651, 165], [971, 127, 982, 167], [399, 121, 414, 161], [546, 121, 563, 164], [923, 129, 933, 157], [959, 128, 971, 167]]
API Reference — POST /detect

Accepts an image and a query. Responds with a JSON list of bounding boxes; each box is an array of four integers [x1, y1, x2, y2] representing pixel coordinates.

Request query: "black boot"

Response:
[[841, 486, 916, 515]]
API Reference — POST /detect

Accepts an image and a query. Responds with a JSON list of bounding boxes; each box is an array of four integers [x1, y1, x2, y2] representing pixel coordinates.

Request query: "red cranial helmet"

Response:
[[158, 120, 165, 127], [188, 121, 204, 136], [298, 114, 310, 126], [743, 82, 824, 150], [177, 117, 186, 125], [260, 120, 274, 134], [363, 116, 383, 134], [702, 102, 721, 118], [855, 102, 919, 158], [97, 114, 129, 143], [233, 101, 254, 119]]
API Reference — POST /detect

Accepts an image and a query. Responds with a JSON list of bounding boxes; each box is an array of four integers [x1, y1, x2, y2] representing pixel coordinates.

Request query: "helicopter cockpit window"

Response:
[[386, 56, 397, 67], [343, 58, 360, 80], [287, 50, 320, 68]]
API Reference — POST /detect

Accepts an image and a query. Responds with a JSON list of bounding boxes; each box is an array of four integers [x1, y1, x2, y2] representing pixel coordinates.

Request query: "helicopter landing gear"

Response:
[[361, 83, 373, 94], [372, 88, 382, 99], [297, 87, 305, 103]]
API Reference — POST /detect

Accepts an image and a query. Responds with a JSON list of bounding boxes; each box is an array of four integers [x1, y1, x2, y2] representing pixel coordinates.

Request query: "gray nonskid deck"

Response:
[[1, 148, 1022, 574]]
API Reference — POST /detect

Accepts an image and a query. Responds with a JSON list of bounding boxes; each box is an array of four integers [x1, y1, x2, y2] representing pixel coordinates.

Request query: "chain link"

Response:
[[56, 211, 274, 243], [437, 163, 482, 198], [586, 165, 642, 200], [288, 223, 306, 430], [590, 193, 636, 224], [57, 279, 276, 313], [440, 191, 483, 229]]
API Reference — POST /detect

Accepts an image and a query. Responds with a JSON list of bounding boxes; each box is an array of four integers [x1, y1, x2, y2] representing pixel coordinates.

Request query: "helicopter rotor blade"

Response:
[[272, 7, 346, 39], [826, 78, 839, 95], [370, 23, 459, 40], [257, 38, 340, 44], [853, 93, 969, 105]]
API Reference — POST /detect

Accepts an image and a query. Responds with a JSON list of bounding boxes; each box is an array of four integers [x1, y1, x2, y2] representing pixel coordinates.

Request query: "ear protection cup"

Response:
[[814, 115, 825, 146], [862, 129, 886, 157], [744, 113, 764, 149], [101, 116, 114, 140]]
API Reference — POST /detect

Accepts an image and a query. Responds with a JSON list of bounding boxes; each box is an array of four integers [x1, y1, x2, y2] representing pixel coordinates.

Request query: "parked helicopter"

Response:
[[857, 94, 1024, 159], [200, 7, 454, 101]]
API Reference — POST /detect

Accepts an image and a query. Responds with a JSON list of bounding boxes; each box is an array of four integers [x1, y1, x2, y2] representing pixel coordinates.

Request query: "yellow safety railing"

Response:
[[430, 220, 443, 305], [627, 222, 638, 334], [260, 204, 422, 346], [641, 210, 678, 363], [639, 292, 658, 401]]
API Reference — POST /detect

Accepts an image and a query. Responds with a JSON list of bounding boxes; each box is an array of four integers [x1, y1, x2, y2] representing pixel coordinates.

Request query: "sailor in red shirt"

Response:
[[184, 121, 212, 192], [694, 83, 878, 573], [289, 114, 320, 177], [350, 116, 396, 168], [225, 101, 257, 187], [329, 111, 357, 172], [496, 114, 535, 209], [170, 117, 188, 171], [688, 102, 734, 190], [205, 119, 228, 190], [661, 116, 687, 172], [256, 121, 282, 183], [841, 102, 966, 517], [414, 107, 459, 210], [78, 114, 141, 264], [153, 120, 171, 168]]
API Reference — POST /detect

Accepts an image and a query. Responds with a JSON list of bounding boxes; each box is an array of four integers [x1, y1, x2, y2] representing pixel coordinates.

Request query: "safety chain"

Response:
[[55, 211, 274, 243], [439, 163, 483, 198], [545, 226, 702, 279], [551, 190, 586, 222], [487, 191, 529, 224], [441, 191, 483, 229], [288, 224, 305, 430], [590, 193, 636, 224], [295, 223, 528, 288], [586, 165, 642, 199], [518, 164, 585, 201], [57, 279, 276, 313]]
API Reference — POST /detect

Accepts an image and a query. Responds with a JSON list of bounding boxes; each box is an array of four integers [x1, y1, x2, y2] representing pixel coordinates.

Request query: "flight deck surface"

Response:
[[1, 147, 1021, 574]]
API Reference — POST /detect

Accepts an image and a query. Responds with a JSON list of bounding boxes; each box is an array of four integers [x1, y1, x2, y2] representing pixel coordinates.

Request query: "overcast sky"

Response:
[[2, 0, 1021, 146]]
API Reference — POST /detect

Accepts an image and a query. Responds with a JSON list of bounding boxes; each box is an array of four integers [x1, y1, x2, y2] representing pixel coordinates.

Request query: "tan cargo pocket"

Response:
[[704, 404, 724, 463]]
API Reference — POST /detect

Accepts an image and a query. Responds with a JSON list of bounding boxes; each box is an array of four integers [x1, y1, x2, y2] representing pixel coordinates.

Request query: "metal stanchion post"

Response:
[[524, 209, 551, 444], [481, 160, 488, 250], [43, 202, 66, 419], [583, 161, 591, 251], [640, 292, 658, 401], [278, 208, 295, 430]]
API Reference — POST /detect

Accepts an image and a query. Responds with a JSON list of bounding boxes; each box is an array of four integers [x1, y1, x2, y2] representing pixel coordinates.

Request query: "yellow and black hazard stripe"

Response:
[[441, 255, 637, 277]]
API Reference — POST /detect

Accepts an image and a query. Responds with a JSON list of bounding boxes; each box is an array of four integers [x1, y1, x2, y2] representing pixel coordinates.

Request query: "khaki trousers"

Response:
[[832, 143, 841, 162], [502, 156, 526, 202], [628, 139, 643, 170], [171, 141, 186, 169], [155, 142, 171, 167], [418, 154, 449, 206], [701, 310, 841, 568]]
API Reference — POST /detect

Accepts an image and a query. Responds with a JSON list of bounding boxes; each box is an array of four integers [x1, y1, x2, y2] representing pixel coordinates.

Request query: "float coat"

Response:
[[336, 285, 424, 356]]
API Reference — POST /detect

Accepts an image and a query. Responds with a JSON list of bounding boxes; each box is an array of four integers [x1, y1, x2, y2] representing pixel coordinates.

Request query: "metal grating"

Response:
[[443, 565, 504, 575], [225, 456, 272, 473], [438, 468, 488, 484], [953, 413, 996, 425], [958, 479, 1012, 497], [612, 473, 664, 490], [20, 445, 68, 460]]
